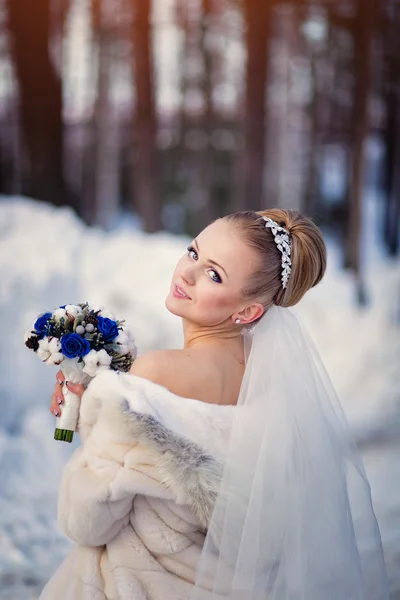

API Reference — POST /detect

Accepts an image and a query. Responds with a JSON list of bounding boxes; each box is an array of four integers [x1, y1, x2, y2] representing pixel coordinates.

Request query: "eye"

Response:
[[208, 269, 222, 283], [187, 245, 198, 260], [187, 245, 222, 283]]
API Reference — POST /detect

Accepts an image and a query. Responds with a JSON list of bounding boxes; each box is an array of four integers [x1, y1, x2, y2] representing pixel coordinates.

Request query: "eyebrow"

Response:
[[193, 238, 228, 279]]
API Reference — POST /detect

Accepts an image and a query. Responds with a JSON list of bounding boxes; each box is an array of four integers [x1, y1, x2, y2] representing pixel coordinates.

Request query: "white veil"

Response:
[[190, 305, 389, 600]]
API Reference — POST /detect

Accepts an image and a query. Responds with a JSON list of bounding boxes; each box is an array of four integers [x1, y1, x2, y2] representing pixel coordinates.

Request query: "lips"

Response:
[[173, 284, 191, 299]]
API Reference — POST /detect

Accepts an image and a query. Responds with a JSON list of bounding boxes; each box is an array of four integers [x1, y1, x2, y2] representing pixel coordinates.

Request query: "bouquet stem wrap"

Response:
[[54, 359, 92, 443]]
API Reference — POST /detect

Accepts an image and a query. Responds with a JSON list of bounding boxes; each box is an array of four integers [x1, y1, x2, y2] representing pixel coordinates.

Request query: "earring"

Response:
[[235, 319, 241, 324]]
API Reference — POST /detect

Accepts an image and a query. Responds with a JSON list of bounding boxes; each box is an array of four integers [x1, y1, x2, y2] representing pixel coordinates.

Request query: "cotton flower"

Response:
[[48, 337, 61, 354], [65, 304, 83, 319], [115, 330, 137, 358], [46, 352, 64, 365], [53, 308, 67, 321], [37, 336, 62, 362], [115, 331, 129, 346], [120, 325, 136, 347], [37, 338, 52, 361], [119, 344, 131, 355], [82, 349, 112, 377], [126, 332, 137, 356]]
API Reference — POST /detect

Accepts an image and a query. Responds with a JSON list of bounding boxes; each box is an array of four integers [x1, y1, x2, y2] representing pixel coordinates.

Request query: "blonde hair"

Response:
[[223, 208, 327, 310]]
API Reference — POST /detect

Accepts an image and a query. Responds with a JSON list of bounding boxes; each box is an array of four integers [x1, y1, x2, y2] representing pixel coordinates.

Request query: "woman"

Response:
[[44, 209, 389, 600]]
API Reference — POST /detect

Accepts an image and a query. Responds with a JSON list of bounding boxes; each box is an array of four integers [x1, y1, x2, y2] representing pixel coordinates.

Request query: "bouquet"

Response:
[[24, 302, 137, 442]]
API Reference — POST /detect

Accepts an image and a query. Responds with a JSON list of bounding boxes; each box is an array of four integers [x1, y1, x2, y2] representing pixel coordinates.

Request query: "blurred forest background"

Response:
[[0, 0, 399, 297]]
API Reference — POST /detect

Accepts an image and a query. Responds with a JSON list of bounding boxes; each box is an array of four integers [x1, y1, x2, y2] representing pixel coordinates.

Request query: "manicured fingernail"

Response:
[[57, 397, 63, 405], [53, 409, 59, 416], [66, 381, 70, 387], [57, 378, 63, 385]]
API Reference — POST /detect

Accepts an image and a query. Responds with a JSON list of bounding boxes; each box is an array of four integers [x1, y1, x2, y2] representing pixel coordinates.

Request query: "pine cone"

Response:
[[25, 335, 40, 351], [86, 313, 99, 326]]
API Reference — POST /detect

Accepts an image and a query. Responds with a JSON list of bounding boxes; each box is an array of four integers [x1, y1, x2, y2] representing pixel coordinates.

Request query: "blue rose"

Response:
[[34, 312, 52, 335], [97, 316, 119, 341], [61, 333, 91, 358]]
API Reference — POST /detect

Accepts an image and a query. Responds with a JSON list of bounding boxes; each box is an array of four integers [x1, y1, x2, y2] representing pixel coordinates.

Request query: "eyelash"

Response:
[[186, 246, 222, 283]]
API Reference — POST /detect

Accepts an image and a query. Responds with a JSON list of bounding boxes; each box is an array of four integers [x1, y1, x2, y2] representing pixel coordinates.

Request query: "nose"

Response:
[[181, 267, 195, 286]]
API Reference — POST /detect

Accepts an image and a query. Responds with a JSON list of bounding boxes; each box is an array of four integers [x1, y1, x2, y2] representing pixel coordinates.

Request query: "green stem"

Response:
[[54, 428, 74, 443]]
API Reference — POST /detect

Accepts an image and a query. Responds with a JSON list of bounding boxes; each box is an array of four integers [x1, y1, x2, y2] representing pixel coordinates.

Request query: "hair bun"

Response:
[[257, 209, 327, 308], [224, 208, 327, 313]]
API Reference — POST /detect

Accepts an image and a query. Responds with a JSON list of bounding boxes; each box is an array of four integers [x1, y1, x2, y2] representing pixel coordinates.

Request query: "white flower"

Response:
[[48, 337, 61, 354], [126, 331, 137, 355], [121, 326, 136, 346], [53, 308, 67, 321], [115, 330, 137, 357], [117, 344, 130, 355], [37, 338, 51, 361], [124, 343, 138, 360], [121, 324, 135, 340], [82, 349, 112, 377], [46, 352, 64, 365], [65, 304, 83, 319], [115, 331, 129, 346], [37, 336, 62, 362]]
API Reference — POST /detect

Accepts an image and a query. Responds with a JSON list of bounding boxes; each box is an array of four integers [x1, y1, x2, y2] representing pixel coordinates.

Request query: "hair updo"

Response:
[[223, 208, 327, 310]]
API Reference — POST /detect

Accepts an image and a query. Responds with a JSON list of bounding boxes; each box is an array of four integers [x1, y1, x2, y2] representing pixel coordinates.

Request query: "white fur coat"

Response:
[[39, 370, 235, 600]]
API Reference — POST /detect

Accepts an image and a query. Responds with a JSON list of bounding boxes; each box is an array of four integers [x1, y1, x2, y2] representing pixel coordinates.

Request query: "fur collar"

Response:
[[77, 370, 236, 528], [79, 370, 235, 457]]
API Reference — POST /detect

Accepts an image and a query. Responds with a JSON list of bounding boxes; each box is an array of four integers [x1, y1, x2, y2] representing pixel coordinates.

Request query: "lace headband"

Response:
[[262, 216, 292, 289]]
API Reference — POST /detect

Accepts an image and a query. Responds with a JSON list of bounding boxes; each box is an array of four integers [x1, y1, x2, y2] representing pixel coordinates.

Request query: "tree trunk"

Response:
[[238, 0, 272, 211], [194, 0, 214, 229], [303, 56, 319, 216], [392, 131, 400, 257], [6, 0, 67, 205], [83, 0, 120, 229], [383, 79, 400, 256], [344, 0, 376, 304], [131, 0, 161, 232], [382, 5, 400, 257], [175, 0, 188, 144]]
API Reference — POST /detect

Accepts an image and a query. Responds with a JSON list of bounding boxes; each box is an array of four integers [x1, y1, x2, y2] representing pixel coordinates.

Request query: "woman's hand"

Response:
[[49, 370, 87, 417]]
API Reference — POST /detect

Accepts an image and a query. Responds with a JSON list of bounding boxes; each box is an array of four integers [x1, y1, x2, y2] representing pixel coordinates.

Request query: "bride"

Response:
[[44, 208, 389, 600]]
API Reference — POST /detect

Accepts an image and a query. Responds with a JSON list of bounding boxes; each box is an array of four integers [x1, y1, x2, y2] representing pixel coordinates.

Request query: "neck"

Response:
[[182, 318, 242, 349]]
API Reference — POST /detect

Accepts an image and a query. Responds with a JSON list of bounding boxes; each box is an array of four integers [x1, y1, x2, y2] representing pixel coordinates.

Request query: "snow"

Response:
[[0, 195, 399, 598]]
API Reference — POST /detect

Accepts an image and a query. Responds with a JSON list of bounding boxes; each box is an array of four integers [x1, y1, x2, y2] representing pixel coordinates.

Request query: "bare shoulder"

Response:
[[129, 349, 185, 382], [129, 348, 213, 399]]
